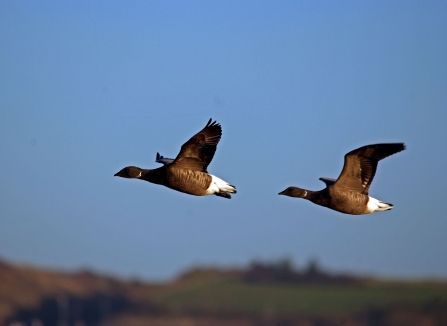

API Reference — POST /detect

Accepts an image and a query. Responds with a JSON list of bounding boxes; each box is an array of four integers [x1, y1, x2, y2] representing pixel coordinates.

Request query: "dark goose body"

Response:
[[279, 143, 406, 215]]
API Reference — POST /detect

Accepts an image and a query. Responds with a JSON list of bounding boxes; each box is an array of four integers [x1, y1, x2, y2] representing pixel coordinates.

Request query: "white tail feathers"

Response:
[[206, 175, 237, 196], [367, 196, 393, 213]]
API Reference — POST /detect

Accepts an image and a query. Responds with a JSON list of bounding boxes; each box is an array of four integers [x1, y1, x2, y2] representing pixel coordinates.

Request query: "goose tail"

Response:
[[207, 175, 236, 199], [367, 196, 393, 213]]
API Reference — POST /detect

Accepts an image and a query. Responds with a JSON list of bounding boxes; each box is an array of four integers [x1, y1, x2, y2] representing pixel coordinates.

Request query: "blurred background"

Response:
[[1, 1, 446, 325]]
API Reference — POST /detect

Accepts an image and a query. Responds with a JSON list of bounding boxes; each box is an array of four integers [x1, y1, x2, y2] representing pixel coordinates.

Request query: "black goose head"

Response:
[[278, 187, 308, 198], [114, 166, 143, 179]]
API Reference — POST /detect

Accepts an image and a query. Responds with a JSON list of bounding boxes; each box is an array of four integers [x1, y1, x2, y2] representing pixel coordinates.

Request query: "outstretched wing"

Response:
[[171, 119, 222, 172], [319, 177, 336, 187], [334, 143, 405, 194], [155, 152, 175, 165]]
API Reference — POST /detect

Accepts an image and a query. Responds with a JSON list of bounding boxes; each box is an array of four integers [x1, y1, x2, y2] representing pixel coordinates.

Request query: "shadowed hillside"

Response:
[[1, 258, 447, 326]]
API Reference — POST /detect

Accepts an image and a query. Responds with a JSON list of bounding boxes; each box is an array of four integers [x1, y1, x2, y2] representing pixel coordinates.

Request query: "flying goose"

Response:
[[115, 119, 236, 198], [279, 143, 406, 215]]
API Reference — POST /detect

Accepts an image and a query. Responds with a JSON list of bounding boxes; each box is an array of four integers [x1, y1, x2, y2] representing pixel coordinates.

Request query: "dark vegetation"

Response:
[[243, 258, 363, 285], [1, 258, 447, 326]]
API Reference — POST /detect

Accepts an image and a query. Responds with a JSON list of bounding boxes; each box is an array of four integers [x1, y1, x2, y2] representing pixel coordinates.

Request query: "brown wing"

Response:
[[333, 143, 405, 194], [171, 119, 222, 172]]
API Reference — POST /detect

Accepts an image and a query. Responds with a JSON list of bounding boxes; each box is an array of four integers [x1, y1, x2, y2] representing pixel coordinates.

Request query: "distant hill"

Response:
[[1, 258, 447, 326]]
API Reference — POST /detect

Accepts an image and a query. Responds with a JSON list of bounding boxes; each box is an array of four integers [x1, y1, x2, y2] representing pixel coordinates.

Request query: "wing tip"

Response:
[[206, 118, 221, 129]]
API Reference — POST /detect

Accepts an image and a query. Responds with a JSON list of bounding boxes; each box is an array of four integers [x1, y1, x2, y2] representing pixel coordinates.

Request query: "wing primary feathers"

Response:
[[334, 143, 406, 194], [171, 118, 223, 172]]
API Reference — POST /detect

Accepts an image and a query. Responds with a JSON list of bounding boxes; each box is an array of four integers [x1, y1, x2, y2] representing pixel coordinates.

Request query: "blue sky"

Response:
[[1, 1, 446, 281]]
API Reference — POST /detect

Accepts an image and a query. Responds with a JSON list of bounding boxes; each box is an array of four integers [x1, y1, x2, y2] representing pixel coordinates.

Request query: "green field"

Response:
[[154, 279, 447, 316]]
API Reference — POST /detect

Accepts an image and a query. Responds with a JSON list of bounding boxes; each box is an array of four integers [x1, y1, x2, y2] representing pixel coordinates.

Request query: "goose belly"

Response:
[[165, 169, 212, 196], [326, 189, 370, 215]]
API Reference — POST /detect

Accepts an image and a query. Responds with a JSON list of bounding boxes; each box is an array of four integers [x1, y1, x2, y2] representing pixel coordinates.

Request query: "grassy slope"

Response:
[[154, 279, 447, 316]]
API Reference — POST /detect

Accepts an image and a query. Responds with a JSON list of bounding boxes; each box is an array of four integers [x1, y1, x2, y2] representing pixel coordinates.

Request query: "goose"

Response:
[[115, 119, 236, 198], [279, 143, 405, 215]]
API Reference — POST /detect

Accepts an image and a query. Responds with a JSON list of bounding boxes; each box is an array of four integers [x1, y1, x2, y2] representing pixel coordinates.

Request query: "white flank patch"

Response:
[[366, 196, 393, 213], [205, 174, 236, 195]]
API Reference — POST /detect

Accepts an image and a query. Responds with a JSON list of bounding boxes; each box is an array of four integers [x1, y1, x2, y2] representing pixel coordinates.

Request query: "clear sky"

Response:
[[1, 1, 446, 281]]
